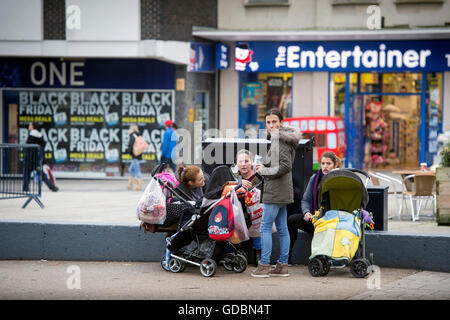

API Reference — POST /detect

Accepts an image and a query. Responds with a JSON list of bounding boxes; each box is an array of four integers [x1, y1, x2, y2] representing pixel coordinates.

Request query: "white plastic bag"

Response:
[[229, 189, 250, 244], [136, 177, 166, 224], [246, 188, 263, 238]]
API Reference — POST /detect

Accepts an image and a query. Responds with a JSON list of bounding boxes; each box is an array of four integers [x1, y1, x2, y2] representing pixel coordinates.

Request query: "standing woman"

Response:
[[252, 108, 302, 278], [127, 124, 143, 190]]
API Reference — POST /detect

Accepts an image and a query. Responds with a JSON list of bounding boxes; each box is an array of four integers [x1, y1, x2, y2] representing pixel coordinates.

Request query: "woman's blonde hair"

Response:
[[129, 124, 139, 134]]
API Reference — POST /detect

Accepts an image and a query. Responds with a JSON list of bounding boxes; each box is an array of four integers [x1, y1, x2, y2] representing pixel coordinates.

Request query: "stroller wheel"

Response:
[[318, 256, 330, 276], [200, 258, 217, 277], [233, 254, 248, 273], [222, 253, 235, 271], [160, 254, 170, 271], [168, 258, 186, 273], [350, 258, 370, 278], [308, 258, 323, 277]]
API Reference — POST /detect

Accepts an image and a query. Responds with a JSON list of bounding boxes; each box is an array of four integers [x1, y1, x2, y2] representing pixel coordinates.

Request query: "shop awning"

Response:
[[192, 27, 450, 42], [0, 40, 190, 65]]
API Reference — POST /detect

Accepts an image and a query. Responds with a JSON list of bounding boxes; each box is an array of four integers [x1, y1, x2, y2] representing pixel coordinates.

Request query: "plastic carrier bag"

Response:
[[136, 177, 166, 224], [245, 188, 263, 238], [229, 189, 250, 244]]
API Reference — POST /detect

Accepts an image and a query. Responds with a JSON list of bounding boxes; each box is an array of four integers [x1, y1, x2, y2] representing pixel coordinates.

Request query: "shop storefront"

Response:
[[232, 40, 450, 169], [0, 58, 175, 177]]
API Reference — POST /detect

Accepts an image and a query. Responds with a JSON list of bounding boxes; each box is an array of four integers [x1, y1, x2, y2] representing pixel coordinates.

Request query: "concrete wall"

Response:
[[1, 221, 449, 273], [0, 0, 43, 41], [219, 42, 239, 135], [292, 72, 329, 117], [218, 0, 315, 30], [218, 0, 450, 30], [65, 0, 140, 41]]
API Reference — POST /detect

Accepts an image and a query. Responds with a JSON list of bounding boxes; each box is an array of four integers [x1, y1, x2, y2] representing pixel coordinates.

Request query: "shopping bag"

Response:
[[43, 164, 56, 186], [245, 188, 263, 238], [229, 189, 250, 244], [132, 134, 149, 157], [136, 177, 166, 224]]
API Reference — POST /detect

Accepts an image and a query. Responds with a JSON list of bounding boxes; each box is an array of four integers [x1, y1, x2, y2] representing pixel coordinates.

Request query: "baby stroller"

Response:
[[308, 169, 375, 278], [146, 164, 249, 277]]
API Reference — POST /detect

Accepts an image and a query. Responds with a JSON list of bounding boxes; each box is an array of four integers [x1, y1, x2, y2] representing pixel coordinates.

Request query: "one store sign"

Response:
[[13, 89, 173, 165], [235, 40, 450, 72]]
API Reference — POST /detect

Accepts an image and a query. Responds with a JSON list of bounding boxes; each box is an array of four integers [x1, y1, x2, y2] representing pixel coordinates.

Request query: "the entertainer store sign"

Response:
[[235, 40, 450, 72]]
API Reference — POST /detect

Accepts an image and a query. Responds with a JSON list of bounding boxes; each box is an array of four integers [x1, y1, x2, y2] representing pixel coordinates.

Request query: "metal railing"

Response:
[[0, 143, 44, 208]]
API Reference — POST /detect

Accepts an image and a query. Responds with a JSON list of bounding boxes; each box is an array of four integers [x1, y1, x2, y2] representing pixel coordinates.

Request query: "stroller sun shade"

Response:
[[204, 165, 235, 199], [318, 170, 369, 213]]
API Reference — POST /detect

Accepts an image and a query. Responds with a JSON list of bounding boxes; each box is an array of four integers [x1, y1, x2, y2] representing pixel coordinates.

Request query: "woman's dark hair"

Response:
[[264, 108, 283, 122], [30, 122, 39, 130], [321, 151, 341, 168]]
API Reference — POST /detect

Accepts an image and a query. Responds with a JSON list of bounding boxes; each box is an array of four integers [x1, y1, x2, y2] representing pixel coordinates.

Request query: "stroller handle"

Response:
[[151, 163, 166, 176], [341, 168, 371, 187]]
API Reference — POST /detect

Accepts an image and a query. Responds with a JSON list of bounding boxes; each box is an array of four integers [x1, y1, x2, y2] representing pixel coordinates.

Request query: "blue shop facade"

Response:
[[232, 39, 450, 169], [0, 57, 176, 177]]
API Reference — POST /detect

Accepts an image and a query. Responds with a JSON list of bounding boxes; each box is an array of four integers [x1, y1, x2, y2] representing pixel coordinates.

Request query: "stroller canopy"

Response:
[[204, 165, 235, 199], [317, 169, 369, 213]]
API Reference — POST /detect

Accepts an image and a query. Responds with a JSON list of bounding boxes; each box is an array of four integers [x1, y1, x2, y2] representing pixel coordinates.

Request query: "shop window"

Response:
[[327, 120, 336, 131], [333, 0, 379, 5], [330, 73, 346, 118], [245, 0, 290, 6], [382, 73, 422, 93], [239, 72, 292, 131], [317, 120, 326, 131], [426, 73, 443, 164], [317, 133, 326, 148]]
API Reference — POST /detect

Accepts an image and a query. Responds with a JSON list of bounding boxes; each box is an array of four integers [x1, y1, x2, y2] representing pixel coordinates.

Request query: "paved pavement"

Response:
[[1, 260, 446, 300], [0, 177, 449, 300]]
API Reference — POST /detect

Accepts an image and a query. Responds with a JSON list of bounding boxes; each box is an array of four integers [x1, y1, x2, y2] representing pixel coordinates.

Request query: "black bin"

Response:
[[201, 138, 314, 216], [365, 186, 388, 231]]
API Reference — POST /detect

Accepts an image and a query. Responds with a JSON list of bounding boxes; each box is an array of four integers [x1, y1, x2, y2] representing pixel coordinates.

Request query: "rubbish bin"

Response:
[[365, 186, 388, 231], [201, 138, 314, 215]]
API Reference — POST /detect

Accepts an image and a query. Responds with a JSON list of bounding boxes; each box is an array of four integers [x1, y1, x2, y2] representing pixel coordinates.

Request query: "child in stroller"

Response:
[[307, 169, 375, 278], [141, 163, 252, 277]]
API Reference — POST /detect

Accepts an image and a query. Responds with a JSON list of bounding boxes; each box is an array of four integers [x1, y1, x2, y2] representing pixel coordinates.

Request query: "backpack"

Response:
[[208, 196, 235, 241], [133, 134, 149, 157]]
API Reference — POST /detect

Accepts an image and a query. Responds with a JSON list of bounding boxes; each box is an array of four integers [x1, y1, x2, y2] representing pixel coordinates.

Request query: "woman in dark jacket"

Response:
[[287, 151, 340, 264], [23, 122, 58, 192], [252, 109, 302, 278], [126, 124, 143, 190]]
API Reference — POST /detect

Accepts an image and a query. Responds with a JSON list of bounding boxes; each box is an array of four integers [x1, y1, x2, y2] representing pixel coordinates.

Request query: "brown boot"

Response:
[[135, 178, 143, 191], [127, 177, 135, 190], [251, 263, 271, 278], [269, 262, 290, 277]]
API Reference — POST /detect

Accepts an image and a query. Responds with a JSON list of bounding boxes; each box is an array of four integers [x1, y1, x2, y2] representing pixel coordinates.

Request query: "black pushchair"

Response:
[[148, 164, 249, 277]]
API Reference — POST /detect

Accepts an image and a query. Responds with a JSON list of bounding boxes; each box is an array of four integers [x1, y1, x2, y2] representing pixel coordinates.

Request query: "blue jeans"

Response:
[[260, 203, 290, 265], [129, 159, 142, 178]]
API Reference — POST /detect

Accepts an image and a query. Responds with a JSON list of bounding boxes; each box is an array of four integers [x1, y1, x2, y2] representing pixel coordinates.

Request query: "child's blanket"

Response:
[[310, 210, 361, 261]]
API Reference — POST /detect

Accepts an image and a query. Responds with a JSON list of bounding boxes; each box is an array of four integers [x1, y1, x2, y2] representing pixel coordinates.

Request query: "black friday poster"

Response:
[[15, 89, 173, 166]]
